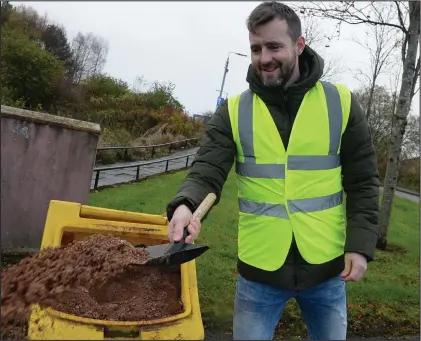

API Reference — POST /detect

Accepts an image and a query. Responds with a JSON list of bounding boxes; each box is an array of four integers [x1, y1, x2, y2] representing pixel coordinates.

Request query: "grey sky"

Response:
[[15, 1, 420, 116]]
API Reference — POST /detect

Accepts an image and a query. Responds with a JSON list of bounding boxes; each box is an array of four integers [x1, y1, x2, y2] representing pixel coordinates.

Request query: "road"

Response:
[[91, 147, 199, 190], [381, 186, 419, 203]]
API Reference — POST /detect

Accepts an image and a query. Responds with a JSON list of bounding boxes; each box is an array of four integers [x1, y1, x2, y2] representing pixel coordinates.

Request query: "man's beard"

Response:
[[258, 57, 296, 88]]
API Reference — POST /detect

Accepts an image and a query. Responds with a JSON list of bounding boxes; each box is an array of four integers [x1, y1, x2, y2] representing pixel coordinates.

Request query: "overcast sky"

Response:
[[14, 1, 420, 117]]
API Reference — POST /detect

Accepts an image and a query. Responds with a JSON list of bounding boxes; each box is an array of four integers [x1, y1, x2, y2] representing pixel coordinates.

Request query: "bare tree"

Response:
[[350, 10, 400, 120], [89, 36, 108, 76], [294, 1, 420, 250], [401, 114, 420, 159], [70, 32, 109, 83], [322, 57, 345, 83], [354, 85, 394, 155], [301, 15, 345, 82], [388, 54, 403, 121], [410, 57, 420, 99], [132, 75, 146, 93]]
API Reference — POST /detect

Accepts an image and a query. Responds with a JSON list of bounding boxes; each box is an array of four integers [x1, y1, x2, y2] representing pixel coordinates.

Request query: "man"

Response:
[[166, 1, 379, 340]]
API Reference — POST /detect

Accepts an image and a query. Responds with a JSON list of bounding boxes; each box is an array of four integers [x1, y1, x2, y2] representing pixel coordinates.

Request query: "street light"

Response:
[[216, 51, 248, 108]]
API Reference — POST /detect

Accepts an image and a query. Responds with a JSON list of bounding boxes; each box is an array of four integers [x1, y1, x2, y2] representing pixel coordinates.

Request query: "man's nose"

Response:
[[260, 49, 273, 64]]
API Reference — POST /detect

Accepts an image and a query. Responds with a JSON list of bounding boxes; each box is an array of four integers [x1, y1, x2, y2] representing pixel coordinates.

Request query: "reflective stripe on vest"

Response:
[[239, 190, 343, 218], [236, 81, 343, 218]]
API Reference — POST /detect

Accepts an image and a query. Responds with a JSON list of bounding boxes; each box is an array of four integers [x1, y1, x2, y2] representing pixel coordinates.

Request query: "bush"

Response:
[[83, 75, 130, 98], [1, 25, 64, 109], [96, 128, 133, 164]]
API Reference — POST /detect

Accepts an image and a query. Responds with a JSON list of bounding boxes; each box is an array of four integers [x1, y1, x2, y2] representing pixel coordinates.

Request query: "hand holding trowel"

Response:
[[132, 193, 216, 267]]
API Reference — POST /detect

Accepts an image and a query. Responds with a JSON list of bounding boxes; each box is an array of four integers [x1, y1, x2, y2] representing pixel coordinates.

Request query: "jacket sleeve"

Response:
[[340, 92, 380, 261], [166, 101, 236, 221]]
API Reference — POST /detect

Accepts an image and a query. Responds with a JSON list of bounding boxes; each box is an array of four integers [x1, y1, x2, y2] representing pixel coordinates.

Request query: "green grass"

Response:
[[89, 170, 420, 338]]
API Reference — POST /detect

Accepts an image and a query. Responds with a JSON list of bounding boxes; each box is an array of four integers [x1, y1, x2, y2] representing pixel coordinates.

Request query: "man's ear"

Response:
[[296, 36, 306, 55]]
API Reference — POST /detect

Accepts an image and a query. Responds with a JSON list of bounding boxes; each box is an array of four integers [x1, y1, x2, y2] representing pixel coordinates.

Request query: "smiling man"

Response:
[[249, 8, 301, 88], [165, 1, 380, 340]]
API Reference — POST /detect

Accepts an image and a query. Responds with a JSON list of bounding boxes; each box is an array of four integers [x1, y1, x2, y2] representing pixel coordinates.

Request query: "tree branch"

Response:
[[298, 3, 407, 33], [394, 1, 409, 34]]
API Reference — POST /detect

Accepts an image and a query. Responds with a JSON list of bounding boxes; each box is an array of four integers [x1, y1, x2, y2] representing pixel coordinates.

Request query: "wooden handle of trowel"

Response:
[[174, 193, 217, 247], [193, 193, 217, 221]]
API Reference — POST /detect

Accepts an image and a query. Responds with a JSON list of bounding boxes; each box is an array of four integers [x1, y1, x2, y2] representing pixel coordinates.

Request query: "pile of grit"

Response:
[[1, 234, 183, 340]]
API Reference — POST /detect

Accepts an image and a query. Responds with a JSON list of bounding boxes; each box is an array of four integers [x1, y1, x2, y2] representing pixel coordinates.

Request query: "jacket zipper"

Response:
[[283, 92, 288, 118], [283, 90, 298, 291], [284, 92, 292, 138]]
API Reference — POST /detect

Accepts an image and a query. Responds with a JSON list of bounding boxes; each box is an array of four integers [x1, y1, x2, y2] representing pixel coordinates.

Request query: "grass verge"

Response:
[[89, 170, 420, 338]]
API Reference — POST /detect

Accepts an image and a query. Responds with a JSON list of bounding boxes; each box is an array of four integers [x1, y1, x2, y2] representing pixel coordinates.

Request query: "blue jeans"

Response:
[[233, 274, 347, 340]]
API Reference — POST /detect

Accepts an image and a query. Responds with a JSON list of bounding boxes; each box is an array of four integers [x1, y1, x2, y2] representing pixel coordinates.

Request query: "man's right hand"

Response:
[[167, 204, 201, 244]]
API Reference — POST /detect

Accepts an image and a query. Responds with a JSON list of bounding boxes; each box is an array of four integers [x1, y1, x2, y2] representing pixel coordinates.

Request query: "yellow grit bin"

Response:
[[28, 200, 205, 340]]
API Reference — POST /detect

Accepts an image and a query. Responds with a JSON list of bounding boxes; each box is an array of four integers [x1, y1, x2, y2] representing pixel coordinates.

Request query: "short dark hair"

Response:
[[247, 1, 302, 41]]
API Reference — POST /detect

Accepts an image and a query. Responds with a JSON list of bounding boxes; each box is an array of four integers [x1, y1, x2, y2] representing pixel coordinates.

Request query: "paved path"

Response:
[[393, 190, 419, 203], [380, 186, 419, 203], [91, 147, 199, 189]]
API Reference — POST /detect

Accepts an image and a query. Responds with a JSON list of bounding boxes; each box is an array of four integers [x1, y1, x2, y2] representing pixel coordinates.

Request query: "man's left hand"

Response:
[[341, 252, 367, 282]]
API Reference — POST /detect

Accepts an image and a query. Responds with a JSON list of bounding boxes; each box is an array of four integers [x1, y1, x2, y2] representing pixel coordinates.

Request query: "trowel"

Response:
[[132, 193, 216, 267]]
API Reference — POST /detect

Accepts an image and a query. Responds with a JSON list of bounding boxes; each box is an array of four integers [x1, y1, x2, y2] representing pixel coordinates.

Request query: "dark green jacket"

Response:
[[166, 46, 380, 290]]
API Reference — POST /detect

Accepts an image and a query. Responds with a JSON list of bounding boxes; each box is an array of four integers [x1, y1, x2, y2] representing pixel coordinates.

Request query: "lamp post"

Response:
[[216, 51, 248, 108]]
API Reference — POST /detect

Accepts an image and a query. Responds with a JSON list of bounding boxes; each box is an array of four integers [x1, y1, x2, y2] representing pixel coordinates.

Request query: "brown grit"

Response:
[[1, 234, 184, 340]]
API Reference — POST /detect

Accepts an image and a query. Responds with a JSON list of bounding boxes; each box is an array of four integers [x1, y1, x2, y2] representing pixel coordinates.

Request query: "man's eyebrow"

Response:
[[250, 41, 283, 49], [265, 40, 282, 45]]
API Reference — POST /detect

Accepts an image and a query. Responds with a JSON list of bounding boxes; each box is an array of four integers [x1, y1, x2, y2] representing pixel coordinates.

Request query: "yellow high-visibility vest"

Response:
[[227, 81, 351, 271]]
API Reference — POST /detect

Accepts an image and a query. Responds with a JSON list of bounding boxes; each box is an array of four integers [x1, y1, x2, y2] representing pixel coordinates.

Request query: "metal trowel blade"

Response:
[[132, 243, 210, 267]]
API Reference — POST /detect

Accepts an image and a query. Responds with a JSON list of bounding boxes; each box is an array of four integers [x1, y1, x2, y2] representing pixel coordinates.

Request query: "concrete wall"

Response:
[[1, 105, 101, 253]]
